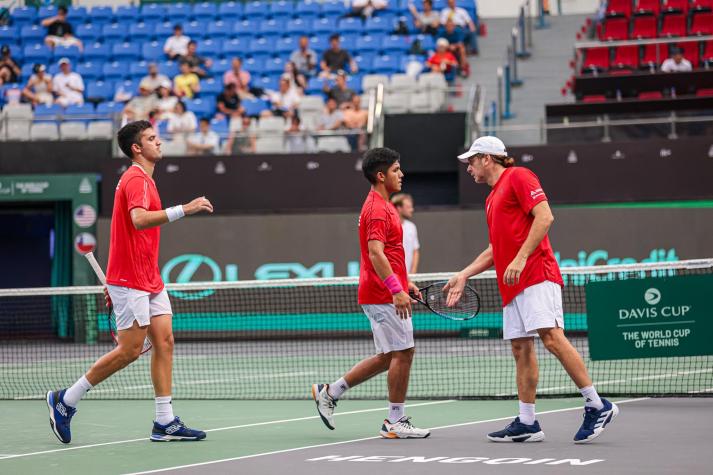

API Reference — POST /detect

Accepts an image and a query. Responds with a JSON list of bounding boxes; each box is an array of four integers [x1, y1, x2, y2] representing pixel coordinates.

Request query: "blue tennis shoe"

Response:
[[46, 389, 76, 444], [150, 417, 206, 442], [487, 417, 545, 442], [574, 398, 619, 443]]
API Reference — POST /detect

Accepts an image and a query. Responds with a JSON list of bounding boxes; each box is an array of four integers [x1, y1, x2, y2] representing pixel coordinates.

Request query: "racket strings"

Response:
[[426, 287, 480, 318]]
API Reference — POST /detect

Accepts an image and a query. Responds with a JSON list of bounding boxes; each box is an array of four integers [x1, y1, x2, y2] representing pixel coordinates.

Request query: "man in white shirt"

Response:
[[163, 24, 191, 60], [440, 0, 478, 54], [391, 193, 420, 274], [187, 118, 221, 155], [661, 48, 693, 73], [141, 63, 170, 93], [52, 58, 84, 106], [351, 0, 388, 18]]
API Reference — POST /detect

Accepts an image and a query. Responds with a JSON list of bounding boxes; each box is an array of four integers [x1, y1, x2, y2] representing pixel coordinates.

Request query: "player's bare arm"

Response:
[[367, 239, 415, 319], [130, 196, 214, 230], [444, 244, 493, 307], [503, 201, 554, 287]]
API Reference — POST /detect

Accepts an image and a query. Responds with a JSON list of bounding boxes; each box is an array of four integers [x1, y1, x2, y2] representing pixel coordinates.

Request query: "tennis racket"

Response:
[[84, 252, 152, 354], [411, 281, 481, 321]]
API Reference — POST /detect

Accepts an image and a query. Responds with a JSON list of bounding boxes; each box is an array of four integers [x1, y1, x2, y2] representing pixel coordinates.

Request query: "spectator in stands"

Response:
[[216, 82, 244, 120], [320, 34, 358, 78], [351, 0, 388, 19], [52, 58, 84, 107], [141, 63, 169, 93], [187, 118, 221, 155], [266, 75, 302, 117], [324, 70, 355, 106], [42, 6, 83, 51], [166, 100, 197, 139], [123, 81, 158, 121], [440, 0, 477, 54], [181, 41, 212, 79], [317, 97, 345, 132], [164, 24, 190, 60], [409, 0, 441, 36], [285, 115, 308, 153], [0, 45, 20, 86], [174, 61, 200, 99], [22, 63, 53, 106], [224, 116, 256, 154], [284, 61, 307, 92], [427, 38, 459, 83], [156, 80, 178, 118], [290, 36, 318, 78], [341, 94, 368, 152], [661, 48, 693, 73], [437, 19, 469, 77], [224, 57, 253, 99]]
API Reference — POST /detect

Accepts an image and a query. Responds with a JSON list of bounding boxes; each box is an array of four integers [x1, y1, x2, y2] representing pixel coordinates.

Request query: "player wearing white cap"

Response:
[[445, 136, 619, 444]]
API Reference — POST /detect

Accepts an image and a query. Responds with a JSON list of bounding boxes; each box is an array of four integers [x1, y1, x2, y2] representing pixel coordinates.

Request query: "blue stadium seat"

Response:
[[269, 1, 295, 18], [296, 0, 321, 17], [116, 78, 140, 95], [264, 56, 286, 74], [10, 7, 37, 27], [20, 63, 35, 81], [102, 23, 127, 42], [339, 17, 364, 34], [249, 38, 275, 56], [373, 54, 401, 73], [356, 35, 380, 53], [275, 36, 298, 54], [207, 21, 233, 40], [242, 98, 270, 116], [256, 75, 279, 91], [38, 5, 58, 20], [89, 6, 113, 21], [166, 3, 192, 21], [23, 45, 52, 63], [183, 21, 208, 39], [218, 1, 244, 19], [54, 45, 81, 62], [322, 0, 349, 16], [259, 18, 285, 36], [222, 38, 249, 57], [102, 61, 130, 80], [76, 24, 102, 43], [340, 35, 358, 52], [210, 117, 230, 136], [211, 58, 232, 75], [197, 39, 222, 58], [382, 35, 410, 53], [185, 98, 214, 118], [96, 101, 123, 115], [244, 1, 268, 19], [309, 36, 330, 53], [354, 53, 376, 73], [347, 74, 364, 94], [286, 18, 309, 36], [154, 22, 175, 39], [243, 56, 266, 75], [201, 77, 222, 95], [20, 25, 46, 43], [400, 54, 426, 72], [313, 17, 338, 34], [116, 5, 140, 21], [86, 80, 114, 102], [141, 4, 167, 21], [192, 2, 219, 21], [63, 103, 95, 121], [234, 19, 259, 37], [129, 22, 156, 40], [83, 42, 111, 61], [305, 77, 325, 95], [141, 41, 164, 61], [158, 60, 180, 77], [129, 61, 149, 77], [365, 17, 394, 34], [34, 104, 63, 121], [0, 26, 19, 43], [416, 34, 435, 51], [67, 6, 88, 24], [112, 42, 141, 61], [47, 63, 61, 76]]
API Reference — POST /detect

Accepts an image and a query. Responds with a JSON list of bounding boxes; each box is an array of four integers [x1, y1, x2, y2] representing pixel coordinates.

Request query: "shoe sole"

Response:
[[150, 434, 206, 442], [311, 384, 335, 431], [574, 403, 619, 444], [487, 431, 545, 443], [46, 391, 69, 444], [379, 430, 431, 439]]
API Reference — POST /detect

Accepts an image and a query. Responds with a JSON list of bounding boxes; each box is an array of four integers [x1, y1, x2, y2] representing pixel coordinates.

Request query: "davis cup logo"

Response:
[[644, 288, 661, 305], [74, 233, 96, 254], [73, 205, 97, 228]]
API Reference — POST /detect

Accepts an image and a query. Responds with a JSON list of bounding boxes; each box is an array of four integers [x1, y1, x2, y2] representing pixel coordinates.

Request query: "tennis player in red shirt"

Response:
[[445, 136, 619, 444], [312, 148, 430, 439], [47, 121, 213, 444]]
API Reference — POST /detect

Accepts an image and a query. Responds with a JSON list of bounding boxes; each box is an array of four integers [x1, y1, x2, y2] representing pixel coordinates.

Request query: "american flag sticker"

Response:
[[73, 205, 97, 228], [74, 233, 97, 254]]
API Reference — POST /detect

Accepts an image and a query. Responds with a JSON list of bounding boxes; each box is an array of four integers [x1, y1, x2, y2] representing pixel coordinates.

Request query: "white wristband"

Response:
[[165, 205, 185, 223]]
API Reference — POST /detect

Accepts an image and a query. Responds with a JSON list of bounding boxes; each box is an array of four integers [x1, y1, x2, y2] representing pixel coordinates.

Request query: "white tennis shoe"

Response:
[[311, 383, 336, 430], [380, 417, 430, 439]]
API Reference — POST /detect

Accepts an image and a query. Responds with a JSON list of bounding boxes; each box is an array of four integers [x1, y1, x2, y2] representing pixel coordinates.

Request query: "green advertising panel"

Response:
[[586, 274, 713, 360]]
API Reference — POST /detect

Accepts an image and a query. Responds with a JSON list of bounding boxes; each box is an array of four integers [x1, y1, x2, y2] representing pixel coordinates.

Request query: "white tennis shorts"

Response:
[[106, 284, 173, 331], [362, 304, 415, 354], [502, 280, 564, 340]]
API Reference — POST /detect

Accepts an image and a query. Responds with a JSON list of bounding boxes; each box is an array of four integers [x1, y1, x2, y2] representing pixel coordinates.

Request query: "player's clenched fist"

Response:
[[184, 196, 214, 215]]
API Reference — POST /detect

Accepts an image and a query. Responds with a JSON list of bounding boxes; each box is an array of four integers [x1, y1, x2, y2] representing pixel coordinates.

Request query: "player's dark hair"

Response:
[[491, 155, 516, 168], [58, 6, 68, 14], [362, 147, 400, 185], [329, 33, 340, 42], [117, 120, 153, 159]]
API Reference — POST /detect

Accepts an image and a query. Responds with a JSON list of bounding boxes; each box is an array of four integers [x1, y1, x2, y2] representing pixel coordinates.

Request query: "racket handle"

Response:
[[84, 252, 107, 285]]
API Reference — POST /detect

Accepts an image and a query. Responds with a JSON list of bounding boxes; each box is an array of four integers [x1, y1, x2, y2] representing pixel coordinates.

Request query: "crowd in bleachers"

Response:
[[0, 0, 479, 152]]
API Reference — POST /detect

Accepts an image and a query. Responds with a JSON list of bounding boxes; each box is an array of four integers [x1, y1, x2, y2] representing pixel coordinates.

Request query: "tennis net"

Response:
[[1, 260, 712, 400]]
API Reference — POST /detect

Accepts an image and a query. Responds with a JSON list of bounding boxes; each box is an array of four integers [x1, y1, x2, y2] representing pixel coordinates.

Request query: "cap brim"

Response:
[[457, 150, 478, 162]]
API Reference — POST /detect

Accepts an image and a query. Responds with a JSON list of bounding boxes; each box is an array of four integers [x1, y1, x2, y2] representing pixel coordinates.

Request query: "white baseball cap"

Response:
[[457, 136, 507, 162]]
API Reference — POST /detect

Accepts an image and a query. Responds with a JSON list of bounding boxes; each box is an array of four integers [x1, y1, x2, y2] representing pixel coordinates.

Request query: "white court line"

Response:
[[123, 397, 650, 475], [0, 400, 454, 461]]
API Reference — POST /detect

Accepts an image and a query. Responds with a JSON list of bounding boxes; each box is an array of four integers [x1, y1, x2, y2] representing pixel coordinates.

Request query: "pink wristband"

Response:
[[383, 274, 403, 295]]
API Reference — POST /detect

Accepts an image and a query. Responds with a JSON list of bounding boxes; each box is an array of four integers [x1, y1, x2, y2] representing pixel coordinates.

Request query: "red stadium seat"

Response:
[[696, 88, 713, 96], [677, 40, 701, 67], [703, 40, 713, 63], [641, 42, 670, 68], [632, 14, 659, 38], [691, 0, 713, 10], [612, 45, 640, 68], [582, 94, 608, 102], [600, 17, 630, 40], [635, 0, 662, 14], [582, 47, 611, 72], [660, 13, 687, 36], [606, 0, 634, 17], [690, 11, 713, 34], [638, 90, 664, 99], [663, 0, 690, 12]]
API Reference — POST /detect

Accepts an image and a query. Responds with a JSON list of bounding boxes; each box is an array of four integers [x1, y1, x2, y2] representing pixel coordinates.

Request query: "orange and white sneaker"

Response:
[[379, 417, 430, 439]]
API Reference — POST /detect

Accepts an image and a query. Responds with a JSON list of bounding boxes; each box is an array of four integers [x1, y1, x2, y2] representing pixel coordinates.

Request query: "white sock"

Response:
[[327, 377, 349, 400], [155, 396, 175, 425], [388, 402, 405, 424], [63, 375, 93, 408], [580, 385, 604, 410], [518, 401, 536, 425]]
